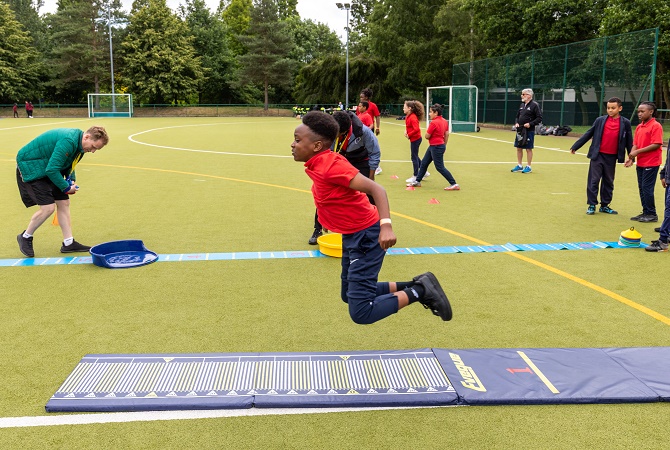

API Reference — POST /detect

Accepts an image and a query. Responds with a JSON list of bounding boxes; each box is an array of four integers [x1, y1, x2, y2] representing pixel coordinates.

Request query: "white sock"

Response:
[[23, 231, 32, 238], [63, 237, 74, 246]]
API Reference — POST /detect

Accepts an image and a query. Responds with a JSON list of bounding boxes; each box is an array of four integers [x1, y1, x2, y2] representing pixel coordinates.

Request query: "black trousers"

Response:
[[586, 152, 617, 206], [636, 165, 659, 216]]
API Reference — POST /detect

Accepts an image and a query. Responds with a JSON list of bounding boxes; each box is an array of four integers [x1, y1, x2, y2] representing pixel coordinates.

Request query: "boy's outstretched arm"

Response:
[[349, 173, 397, 250]]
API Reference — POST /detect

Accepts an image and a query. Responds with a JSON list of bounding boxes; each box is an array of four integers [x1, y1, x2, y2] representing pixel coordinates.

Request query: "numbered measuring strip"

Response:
[[2, 241, 631, 268]]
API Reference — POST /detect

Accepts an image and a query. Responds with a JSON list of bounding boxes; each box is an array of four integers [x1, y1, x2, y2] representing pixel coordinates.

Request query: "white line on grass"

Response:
[[128, 120, 296, 158], [0, 405, 459, 429], [0, 119, 94, 131], [125, 119, 588, 165], [381, 120, 574, 153]]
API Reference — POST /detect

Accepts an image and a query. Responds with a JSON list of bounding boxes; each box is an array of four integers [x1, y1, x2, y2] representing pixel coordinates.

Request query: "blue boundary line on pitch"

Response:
[[0, 241, 645, 268]]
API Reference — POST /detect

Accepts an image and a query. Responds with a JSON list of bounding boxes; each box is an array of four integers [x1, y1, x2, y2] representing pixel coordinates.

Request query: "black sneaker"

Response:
[[17, 232, 34, 257], [60, 240, 91, 253], [630, 213, 644, 221], [645, 240, 668, 252], [655, 227, 661, 232], [308, 229, 322, 245], [412, 272, 453, 321], [638, 215, 658, 223], [599, 205, 618, 214]]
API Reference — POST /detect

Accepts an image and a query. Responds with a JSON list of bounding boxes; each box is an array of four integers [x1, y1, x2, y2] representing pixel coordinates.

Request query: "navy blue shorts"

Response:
[[339, 223, 398, 324]]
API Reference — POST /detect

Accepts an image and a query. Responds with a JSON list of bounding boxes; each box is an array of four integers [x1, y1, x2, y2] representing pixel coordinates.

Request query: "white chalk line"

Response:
[[0, 405, 458, 429], [125, 119, 587, 165], [127, 119, 297, 158], [0, 118, 94, 131]]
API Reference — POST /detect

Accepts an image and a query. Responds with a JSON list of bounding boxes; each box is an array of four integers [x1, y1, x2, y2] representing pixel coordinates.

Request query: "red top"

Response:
[[305, 151, 379, 234], [357, 111, 373, 128], [405, 112, 421, 142], [427, 116, 449, 145], [599, 116, 620, 155], [634, 118, 663, 167], [366, 100, 380, 119]]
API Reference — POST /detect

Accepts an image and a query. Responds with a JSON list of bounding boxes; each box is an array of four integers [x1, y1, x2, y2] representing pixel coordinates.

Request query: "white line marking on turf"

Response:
[[125, 119, 586, 165], [128, 120, 296, 158], [0, 405, 459, 429], [0, 119, 93, 132]]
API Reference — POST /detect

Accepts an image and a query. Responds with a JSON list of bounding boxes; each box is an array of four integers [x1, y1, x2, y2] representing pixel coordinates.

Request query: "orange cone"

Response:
[[52, 213, 59, 226]]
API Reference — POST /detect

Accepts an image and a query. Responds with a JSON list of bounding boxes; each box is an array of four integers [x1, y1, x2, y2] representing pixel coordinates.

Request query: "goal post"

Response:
[[426, 85, 478, 132], [87, 93, 133, 118]]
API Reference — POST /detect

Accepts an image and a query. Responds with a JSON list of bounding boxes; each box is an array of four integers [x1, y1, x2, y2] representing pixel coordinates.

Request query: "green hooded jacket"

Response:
[[16, 128, 84, 192]]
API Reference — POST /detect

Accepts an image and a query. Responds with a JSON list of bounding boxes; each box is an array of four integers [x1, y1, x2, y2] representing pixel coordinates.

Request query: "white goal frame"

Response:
[[87, 93, 133, 118], [425, 85, 478, 132]]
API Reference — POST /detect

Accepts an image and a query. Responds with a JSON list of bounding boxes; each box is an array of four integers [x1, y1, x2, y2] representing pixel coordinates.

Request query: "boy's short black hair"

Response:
[[359, 101, 369, 109], [332, 111, 352, 134], [302, 111, 339, 144], [607, 97, 623, 106]]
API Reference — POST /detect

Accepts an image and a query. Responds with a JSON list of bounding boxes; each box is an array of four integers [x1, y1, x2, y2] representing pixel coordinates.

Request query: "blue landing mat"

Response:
[[46, 347, 670, 412]]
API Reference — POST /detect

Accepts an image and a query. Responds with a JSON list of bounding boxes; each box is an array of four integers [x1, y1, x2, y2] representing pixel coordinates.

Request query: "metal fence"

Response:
[[0, 104, 300, 119], [452, 29, 659, 128]]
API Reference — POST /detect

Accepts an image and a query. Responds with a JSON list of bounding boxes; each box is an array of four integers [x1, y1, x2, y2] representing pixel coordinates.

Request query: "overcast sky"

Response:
[[39, 0, 348, 40]]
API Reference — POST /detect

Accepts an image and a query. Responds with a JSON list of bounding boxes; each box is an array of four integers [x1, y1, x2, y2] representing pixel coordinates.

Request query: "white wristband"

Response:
[[380, 218, 392, 225]]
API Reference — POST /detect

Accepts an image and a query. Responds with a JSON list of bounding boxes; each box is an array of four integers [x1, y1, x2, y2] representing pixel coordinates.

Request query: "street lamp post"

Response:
[[97, 7, 119, 112], [107, 11, 115, 104], [336, 3, 351, 110]]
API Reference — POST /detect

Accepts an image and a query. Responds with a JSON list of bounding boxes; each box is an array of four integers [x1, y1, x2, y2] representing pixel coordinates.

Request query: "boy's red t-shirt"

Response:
[[366, 101, 380, 119], [427, 116, 449, 145], [305, 151, 379, 234], [357, 111, 373, 128], [405, 112, 421, 142], [634, 118, 664, 167]]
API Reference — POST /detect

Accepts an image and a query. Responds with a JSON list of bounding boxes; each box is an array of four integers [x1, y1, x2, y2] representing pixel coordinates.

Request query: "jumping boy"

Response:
[[625, 101, 664, 223], [570, 97, 633, 215], [292, 111, 452, 324]]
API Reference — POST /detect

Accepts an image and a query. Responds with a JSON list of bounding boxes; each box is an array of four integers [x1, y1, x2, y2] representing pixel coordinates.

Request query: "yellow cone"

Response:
[[52, 213, 59, 226]]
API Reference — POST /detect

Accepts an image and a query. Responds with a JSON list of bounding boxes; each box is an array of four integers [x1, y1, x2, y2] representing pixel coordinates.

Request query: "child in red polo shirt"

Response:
[[570, 96, 633, 215], [407, 104, 459, 190], [404, 100, 425, 183], [292, 111, 452, 324], [625, 102, 664, 223], [356, 101, 374, 130]]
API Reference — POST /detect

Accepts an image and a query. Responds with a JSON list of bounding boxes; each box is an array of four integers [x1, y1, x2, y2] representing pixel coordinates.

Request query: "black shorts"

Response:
[[16, 167, 68, 207]]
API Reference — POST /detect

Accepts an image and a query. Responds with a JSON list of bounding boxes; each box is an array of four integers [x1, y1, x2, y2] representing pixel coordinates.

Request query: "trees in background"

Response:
[[236, 0, 294, 109], [0, 2, 42, 102], [0, 0, 668, 109], [181, 0, 237, 103], [122, 0, 203, 103], [46, 0, 112, 102]]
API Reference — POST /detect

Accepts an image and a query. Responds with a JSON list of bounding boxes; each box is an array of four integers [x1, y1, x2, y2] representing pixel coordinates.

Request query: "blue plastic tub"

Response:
[[90, 240, 158, 269]]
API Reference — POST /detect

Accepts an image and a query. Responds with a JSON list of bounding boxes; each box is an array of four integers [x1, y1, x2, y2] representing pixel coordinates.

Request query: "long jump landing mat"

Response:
[[46, 347, 670, 412]]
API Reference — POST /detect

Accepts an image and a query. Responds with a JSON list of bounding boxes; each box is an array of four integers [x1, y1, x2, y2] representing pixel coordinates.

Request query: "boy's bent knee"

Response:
[[350, 312, 373, 325]]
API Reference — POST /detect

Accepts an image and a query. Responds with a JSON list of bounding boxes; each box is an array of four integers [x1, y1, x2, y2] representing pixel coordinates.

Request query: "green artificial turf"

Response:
[[1, 117, 669, 448]]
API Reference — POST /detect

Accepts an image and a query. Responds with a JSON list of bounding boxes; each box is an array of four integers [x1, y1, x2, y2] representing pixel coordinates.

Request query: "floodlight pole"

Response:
[[336, 3, 352, 110], [101, 7, 116, 112]]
